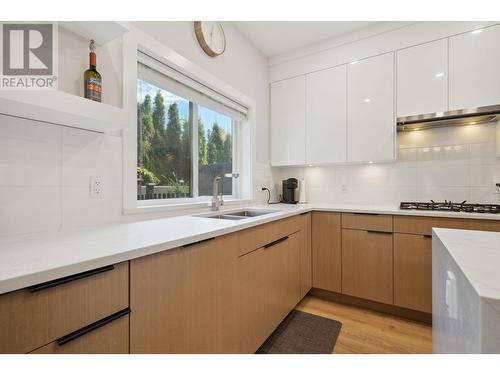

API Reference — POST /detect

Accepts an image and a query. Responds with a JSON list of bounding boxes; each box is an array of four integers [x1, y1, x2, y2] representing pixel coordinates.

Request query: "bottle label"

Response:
[[85, 77, 102, 102]]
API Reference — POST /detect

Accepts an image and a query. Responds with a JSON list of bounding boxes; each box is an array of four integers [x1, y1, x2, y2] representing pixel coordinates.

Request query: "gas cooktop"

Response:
[[400, 201, 500, 214]]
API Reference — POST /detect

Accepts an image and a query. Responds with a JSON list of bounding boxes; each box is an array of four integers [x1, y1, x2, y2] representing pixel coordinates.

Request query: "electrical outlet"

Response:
[[341, 184, 348, 193], [90, 175, 103, 199], [494, 181, 500, 195]]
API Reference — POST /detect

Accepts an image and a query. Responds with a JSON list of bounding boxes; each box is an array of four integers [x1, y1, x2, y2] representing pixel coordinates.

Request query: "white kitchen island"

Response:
[[433, 228, 500, 353]]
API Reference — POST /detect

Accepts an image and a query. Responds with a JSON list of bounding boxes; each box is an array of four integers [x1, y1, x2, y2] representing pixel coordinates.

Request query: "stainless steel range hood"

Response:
[[396, 104, 500, 132]]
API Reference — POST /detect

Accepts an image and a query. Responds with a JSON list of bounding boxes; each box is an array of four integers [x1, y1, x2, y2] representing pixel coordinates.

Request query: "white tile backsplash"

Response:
[[0, 116, 61, 187], [274, 123, 500, 206], [62, 127, 122, 188], [0, 186, 62, 236], [0, 115, 124, 236], [1, 114, 499, 237]]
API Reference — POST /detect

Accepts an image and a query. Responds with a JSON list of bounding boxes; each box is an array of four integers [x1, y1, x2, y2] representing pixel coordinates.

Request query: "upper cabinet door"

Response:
[[270, 76, 306, 166], [397, 39, 448, 117], [306, 65, 347, 164], [449, 25, 500, 110], [347, 52, 395, 163]]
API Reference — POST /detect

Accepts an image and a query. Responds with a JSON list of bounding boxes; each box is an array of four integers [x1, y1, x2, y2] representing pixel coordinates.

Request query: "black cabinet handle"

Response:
[[366, 230, 391, 235], [264, 236, 289, 249], [28, 265, 115, 293], [182, 237, 215, 248], [57, 308, 131, 346], [423, 234, 432, 238], [353, 212, 380, 216]]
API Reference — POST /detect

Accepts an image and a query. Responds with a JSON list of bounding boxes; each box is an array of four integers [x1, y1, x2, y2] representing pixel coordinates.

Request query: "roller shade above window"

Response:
[[138, 51, 248, 121]]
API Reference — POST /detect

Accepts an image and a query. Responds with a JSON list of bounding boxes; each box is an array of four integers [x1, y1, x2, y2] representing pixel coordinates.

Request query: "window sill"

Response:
[[123, 198, 254, 216]]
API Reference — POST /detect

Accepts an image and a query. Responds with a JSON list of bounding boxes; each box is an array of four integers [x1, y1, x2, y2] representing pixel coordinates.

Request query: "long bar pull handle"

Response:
[[28, 265, 115, 293], [366, 230, 391, 235], [57, 308, 131, 346], [264, 236, 289, 249]]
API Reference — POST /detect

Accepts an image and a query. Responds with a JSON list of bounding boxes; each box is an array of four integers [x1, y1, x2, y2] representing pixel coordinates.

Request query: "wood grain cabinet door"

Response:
[[312, 212, 342, 292], [394, 233, 432, 313], [130, 234, 240, 354], [341, 229, 393, 304], [266, 235, 293, 331], [239, 247, 269, 353], [298, 213, 312, 299], [130, 246, 190, 354]]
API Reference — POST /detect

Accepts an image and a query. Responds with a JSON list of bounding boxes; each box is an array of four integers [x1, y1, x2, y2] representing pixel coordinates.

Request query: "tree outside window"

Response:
[[137, 79, 233, 200]]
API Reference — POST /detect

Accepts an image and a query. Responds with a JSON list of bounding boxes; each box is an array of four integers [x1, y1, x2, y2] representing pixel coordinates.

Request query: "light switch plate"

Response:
[[90, 175, 104, 199]]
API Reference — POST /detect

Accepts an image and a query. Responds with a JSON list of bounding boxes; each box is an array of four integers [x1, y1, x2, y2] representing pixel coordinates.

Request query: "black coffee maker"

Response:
[[282, 178, 298, 204]]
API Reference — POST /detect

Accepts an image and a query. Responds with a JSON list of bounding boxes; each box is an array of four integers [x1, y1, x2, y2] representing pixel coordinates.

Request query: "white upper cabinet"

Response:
[[449, 25, 500, 110], [306, 65, 347, 164], [347, 53, 395, 163], [271, 76, 306, 166], [396, 39, 448, 117]]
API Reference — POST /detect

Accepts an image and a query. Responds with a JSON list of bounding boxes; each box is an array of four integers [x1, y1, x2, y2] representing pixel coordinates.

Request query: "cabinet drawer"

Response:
[[238, 215, 301, 256], [342, 213, 393, 232], [394, 215, 470, 235], [0, 262, 129, 353], [31, 309, 130, 354]]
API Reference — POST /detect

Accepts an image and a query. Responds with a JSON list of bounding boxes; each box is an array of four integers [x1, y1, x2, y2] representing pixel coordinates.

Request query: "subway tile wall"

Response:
[[273, 123, 500, 206]]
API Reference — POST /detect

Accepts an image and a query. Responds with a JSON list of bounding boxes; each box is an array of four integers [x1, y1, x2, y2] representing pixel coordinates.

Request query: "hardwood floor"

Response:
[[295, 296, 432, 354]]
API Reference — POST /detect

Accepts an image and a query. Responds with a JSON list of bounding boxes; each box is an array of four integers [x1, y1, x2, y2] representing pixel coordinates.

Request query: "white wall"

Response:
[[0, 22, 272, 237], [274, 124, 500, 206]]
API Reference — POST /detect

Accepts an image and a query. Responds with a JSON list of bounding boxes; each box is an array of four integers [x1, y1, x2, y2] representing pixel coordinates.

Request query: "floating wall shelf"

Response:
[[0, 90, 132, 133]]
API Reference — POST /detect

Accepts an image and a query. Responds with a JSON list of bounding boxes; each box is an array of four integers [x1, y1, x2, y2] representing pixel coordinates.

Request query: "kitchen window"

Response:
[[136, 52, 247, 204]]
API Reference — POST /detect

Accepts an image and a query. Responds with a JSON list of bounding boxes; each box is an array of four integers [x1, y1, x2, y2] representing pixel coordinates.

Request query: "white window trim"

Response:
[[121, 27, 255, 214]]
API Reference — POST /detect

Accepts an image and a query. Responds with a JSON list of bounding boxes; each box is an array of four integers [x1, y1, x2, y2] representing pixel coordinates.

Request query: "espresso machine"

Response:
[[282, 178, 298, 204]]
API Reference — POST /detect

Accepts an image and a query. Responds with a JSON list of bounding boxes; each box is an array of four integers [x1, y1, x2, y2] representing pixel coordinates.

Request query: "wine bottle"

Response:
[[84, 39, 102, 102]]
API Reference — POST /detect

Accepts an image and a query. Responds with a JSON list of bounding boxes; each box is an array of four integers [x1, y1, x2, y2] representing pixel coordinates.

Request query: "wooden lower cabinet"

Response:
[[394, 233, 432, 313], [312, 212, 342, 292], [0, 262, 129, 354], [268, 232, 300, 325], [341, 229, 393, 304], [130, 234, 240, 354], [31, 314, 129, 354], [298, 213, 312, 299], [239, 247, 270, 353], [239, 232, 300, 353]]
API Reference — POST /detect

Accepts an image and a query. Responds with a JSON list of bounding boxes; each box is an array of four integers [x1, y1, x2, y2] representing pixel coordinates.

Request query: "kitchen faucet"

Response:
[[212, 173, 240, 211]]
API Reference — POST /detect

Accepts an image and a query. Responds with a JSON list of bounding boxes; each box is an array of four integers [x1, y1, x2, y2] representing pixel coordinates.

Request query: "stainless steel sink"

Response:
[[198, 208, 279, 220], [206, 214, 246, 220], [227, 209, 278, 217]]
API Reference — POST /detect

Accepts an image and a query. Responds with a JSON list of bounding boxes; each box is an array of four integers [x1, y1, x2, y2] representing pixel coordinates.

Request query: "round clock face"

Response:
[[194, 21, 226, 57]]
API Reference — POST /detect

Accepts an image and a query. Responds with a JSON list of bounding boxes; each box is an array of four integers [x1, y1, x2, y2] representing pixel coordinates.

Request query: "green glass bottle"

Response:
[[84, 39, 102, 102]]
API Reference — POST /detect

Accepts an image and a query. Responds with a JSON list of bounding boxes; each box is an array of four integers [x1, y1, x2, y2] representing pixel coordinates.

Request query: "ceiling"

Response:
[[232, 21, 382, 58]]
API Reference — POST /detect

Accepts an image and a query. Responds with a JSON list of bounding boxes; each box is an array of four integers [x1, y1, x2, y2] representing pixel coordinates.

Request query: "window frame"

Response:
[[121, 29, 255, 214], [136, 72, 238, 205]]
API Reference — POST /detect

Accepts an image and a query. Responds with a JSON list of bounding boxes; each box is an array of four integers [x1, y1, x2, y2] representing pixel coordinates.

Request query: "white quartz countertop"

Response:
[[433, 228, 500, 301], [1, 202, 500, 295]]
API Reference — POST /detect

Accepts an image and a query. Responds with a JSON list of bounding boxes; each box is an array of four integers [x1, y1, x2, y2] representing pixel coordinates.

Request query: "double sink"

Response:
[[197, 208, 279, 221]]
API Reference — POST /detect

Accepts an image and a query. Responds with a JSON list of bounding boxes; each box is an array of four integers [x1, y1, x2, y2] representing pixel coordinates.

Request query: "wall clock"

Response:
[[194, 21, 226, 57]]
